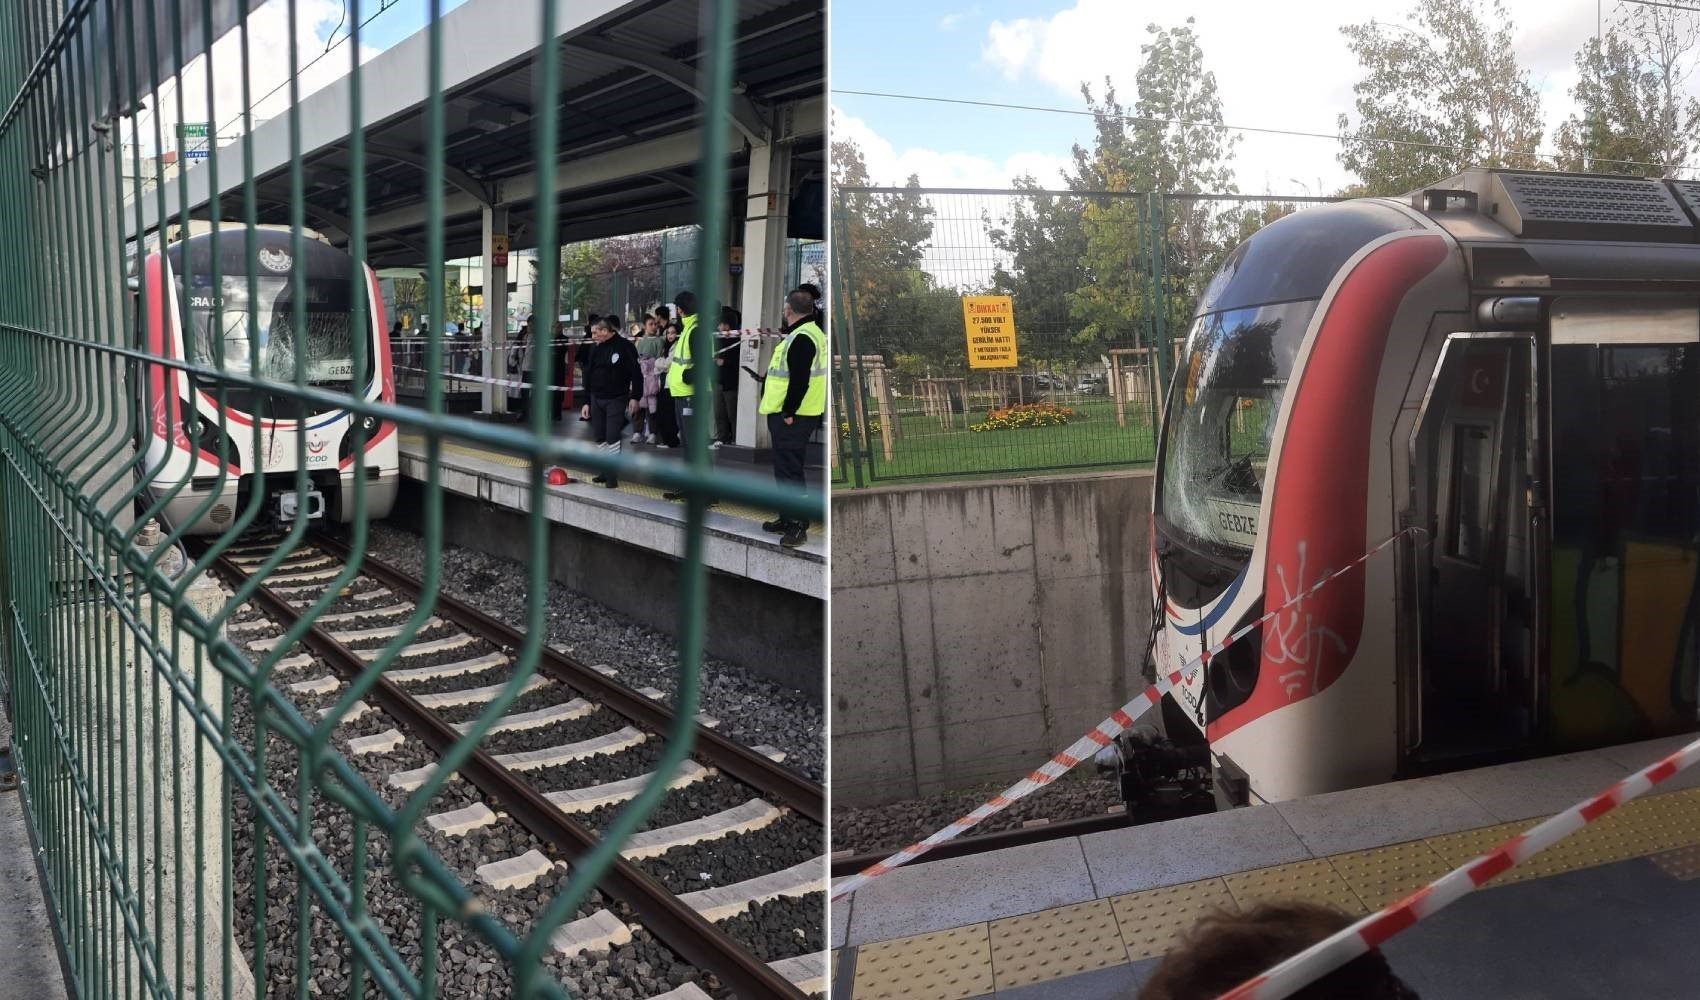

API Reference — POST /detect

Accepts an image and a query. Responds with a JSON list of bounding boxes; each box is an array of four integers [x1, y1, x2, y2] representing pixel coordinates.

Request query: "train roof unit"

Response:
[[1398, 168, 1700, 297]]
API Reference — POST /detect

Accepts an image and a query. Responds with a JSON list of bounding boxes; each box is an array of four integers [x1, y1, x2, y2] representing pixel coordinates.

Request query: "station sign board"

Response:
[[961, 295, 1018, 369]]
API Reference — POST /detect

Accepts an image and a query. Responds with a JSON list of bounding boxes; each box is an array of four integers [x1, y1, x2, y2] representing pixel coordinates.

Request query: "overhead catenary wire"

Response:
[[831, 88, 1700, 179]]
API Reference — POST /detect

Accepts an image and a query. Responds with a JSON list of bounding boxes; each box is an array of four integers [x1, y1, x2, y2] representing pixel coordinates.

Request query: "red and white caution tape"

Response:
[[394, 366, 577, 394], [393, 329, 785, 352], [829, 527, 1420, 902], [1220, 734, 1700, 999]]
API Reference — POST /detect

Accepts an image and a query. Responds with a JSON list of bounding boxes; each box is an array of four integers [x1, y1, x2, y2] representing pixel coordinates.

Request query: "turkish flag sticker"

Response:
[[1459, 350, 1506, 409]]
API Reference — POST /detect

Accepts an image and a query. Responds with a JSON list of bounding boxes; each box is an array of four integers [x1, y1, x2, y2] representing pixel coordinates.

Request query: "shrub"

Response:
[[969, 402, 1076, 433]]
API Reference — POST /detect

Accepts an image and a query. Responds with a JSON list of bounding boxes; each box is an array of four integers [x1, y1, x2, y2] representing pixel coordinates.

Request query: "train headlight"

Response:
[[360, 415, 377, 433]]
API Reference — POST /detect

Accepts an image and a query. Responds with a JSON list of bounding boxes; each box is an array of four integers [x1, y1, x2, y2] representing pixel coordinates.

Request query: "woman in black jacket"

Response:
[[578, 317, 643, 487]]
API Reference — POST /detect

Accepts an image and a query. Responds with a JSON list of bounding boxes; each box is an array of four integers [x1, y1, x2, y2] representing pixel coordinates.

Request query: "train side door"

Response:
[[1409, 334, 1536, 765], [1544, 300, 1700, 747]]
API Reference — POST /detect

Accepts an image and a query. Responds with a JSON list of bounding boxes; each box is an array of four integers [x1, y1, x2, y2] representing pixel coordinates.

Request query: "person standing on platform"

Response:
[[653, 319, 682, 448], [756, 289, 827, 547], [712, 307, 741, 448], [549, 317, 570, 424], [633, 313, 664, 443], [662, 292, 709, 504], [579, 317, 642, 489], [508, 319, 532, 417]]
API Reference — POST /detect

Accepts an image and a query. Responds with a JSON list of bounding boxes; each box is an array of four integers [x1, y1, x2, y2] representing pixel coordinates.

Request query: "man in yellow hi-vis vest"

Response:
[[661, 290, 716, 506], [755, 289, 827, 548]]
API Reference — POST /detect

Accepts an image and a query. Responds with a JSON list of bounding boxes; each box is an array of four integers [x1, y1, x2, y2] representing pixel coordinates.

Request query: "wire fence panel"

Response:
[[833, 186, 1342, 486], [0, 3, 823, 1000]]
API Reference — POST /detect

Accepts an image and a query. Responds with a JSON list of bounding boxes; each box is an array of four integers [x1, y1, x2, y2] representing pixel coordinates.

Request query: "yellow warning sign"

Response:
[[962, 295, 1018, 369]]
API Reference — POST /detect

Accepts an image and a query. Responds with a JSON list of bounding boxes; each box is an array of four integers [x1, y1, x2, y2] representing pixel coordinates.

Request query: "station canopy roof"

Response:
[[144, 0, 824, 267]]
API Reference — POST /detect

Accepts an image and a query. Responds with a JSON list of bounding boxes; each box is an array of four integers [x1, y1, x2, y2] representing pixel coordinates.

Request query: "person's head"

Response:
[[642, 313, 658, 335], [664, 323, 680, 342], [673, 289, 697, 318], [783, 289, 815, 325], [590, 317, 617, 343], [654, 305, 671, 324], [1139, 903, 1417, 1000], [795, 282, 821, 303]]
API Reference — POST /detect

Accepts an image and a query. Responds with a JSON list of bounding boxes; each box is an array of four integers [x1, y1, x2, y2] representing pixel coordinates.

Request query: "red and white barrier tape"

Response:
[[394, 366, 577, 393], [393, 329, 785, 351], [829, 527, 1420, 902], [1220, 734, 1700, 999]]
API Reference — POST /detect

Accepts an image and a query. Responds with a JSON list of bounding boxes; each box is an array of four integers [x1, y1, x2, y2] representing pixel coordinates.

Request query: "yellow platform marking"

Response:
[[843, 786, 1700, 998], [1224, 858, 1367, 915], [402, 434, 771, 524], [1423, 820, 1528, 872], [989, 898, 1128, 990], [1108, 877, 1238, 962], [852, 924, 993, 1000], [1328, 840, 1454, 910]]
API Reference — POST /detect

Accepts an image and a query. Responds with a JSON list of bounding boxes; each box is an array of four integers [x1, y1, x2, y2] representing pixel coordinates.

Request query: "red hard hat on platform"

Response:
[[546, 467, 570, 486]]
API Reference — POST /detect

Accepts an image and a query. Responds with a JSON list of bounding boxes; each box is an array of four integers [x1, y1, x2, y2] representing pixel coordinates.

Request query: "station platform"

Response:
[[831, 734, 1700, 999], [398, 431, 825, 598]]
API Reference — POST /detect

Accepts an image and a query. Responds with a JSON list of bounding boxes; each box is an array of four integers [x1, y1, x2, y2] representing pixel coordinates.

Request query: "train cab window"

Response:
[[1448, 425, 1492, 564], [168, 235, 361, 388], [1156, 299, 1314, 603]]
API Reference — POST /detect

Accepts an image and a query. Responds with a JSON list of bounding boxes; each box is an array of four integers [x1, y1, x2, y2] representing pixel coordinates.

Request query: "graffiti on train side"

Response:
[[1264, 540, 1348, 699]]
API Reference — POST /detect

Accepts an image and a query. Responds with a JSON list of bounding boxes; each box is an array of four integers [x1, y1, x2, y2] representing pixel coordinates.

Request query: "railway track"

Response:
[[199, 531, 825, 1000]]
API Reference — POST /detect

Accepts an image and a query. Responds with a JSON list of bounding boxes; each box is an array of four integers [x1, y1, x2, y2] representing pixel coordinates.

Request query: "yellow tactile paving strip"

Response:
[[988, 898, 1129, 990], [846, 786, 1700, 998], [1110, 876, 1238, 961], [853, 924, 993, 1000], [401, 433, 773, 524]]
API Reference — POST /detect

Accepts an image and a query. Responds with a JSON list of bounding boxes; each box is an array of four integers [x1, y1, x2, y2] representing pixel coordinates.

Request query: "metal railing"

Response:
[[832, 187, 1342, 486], [0, 2, 821, 999]]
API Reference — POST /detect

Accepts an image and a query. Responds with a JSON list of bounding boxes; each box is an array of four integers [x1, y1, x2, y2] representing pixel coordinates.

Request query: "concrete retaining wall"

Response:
[[831, 472, 1154, 805]]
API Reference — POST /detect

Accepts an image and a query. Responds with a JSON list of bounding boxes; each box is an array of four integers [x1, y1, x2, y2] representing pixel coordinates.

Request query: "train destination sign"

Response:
[[1209, 497, 1260, 547], [961, 295, 1018, 369]]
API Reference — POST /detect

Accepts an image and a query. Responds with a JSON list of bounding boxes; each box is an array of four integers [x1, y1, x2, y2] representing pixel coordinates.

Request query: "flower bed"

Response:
[[969, 402, 1076, 433]]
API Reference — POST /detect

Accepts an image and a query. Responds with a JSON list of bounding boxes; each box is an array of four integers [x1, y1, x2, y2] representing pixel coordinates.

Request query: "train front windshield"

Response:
[[1158, 300, 1311, 555], [187, 274, 356, 385], [168, 233, 365, 389]]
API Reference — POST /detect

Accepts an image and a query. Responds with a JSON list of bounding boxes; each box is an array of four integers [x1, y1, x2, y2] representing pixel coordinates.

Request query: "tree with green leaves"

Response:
[[1336, 0, 1544, 195], [985, 177, 1091, 372], [443, 269, 466, 324], [830, 130, 938, 361], [1556, 6, 1700, 176], [557, 241, 602, 319], [1065, 20, 1239, 351]]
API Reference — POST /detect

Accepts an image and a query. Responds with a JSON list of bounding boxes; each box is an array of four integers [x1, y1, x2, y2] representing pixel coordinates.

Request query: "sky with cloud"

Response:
[[129, 0, 469, 155], [831, 0, 1693, 196]]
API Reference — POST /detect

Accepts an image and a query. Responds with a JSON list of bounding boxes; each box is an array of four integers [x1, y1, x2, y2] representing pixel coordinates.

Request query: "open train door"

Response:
[[1543, 299, 1700, 748], [1408, 332, 1540, 767]]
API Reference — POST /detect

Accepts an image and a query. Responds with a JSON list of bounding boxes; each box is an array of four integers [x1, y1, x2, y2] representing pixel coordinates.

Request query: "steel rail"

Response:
[[830, 811, 1129, 878], [200, 544, 807, 1000], [310, 529, 824, 824]]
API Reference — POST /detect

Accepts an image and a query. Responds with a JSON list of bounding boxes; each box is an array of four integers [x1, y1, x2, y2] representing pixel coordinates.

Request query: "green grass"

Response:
[[838, 397, 1160, 484]]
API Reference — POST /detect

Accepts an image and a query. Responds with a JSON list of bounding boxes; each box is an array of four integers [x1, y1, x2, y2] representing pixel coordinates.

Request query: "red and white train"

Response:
[[132, 223, 398, 534], [1151, 168, 1700, 804]]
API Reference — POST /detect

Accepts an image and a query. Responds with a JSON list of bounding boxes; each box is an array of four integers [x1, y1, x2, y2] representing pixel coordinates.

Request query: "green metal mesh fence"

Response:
[[0, 2, 821, 998], [832, 187, 1340, 486]]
